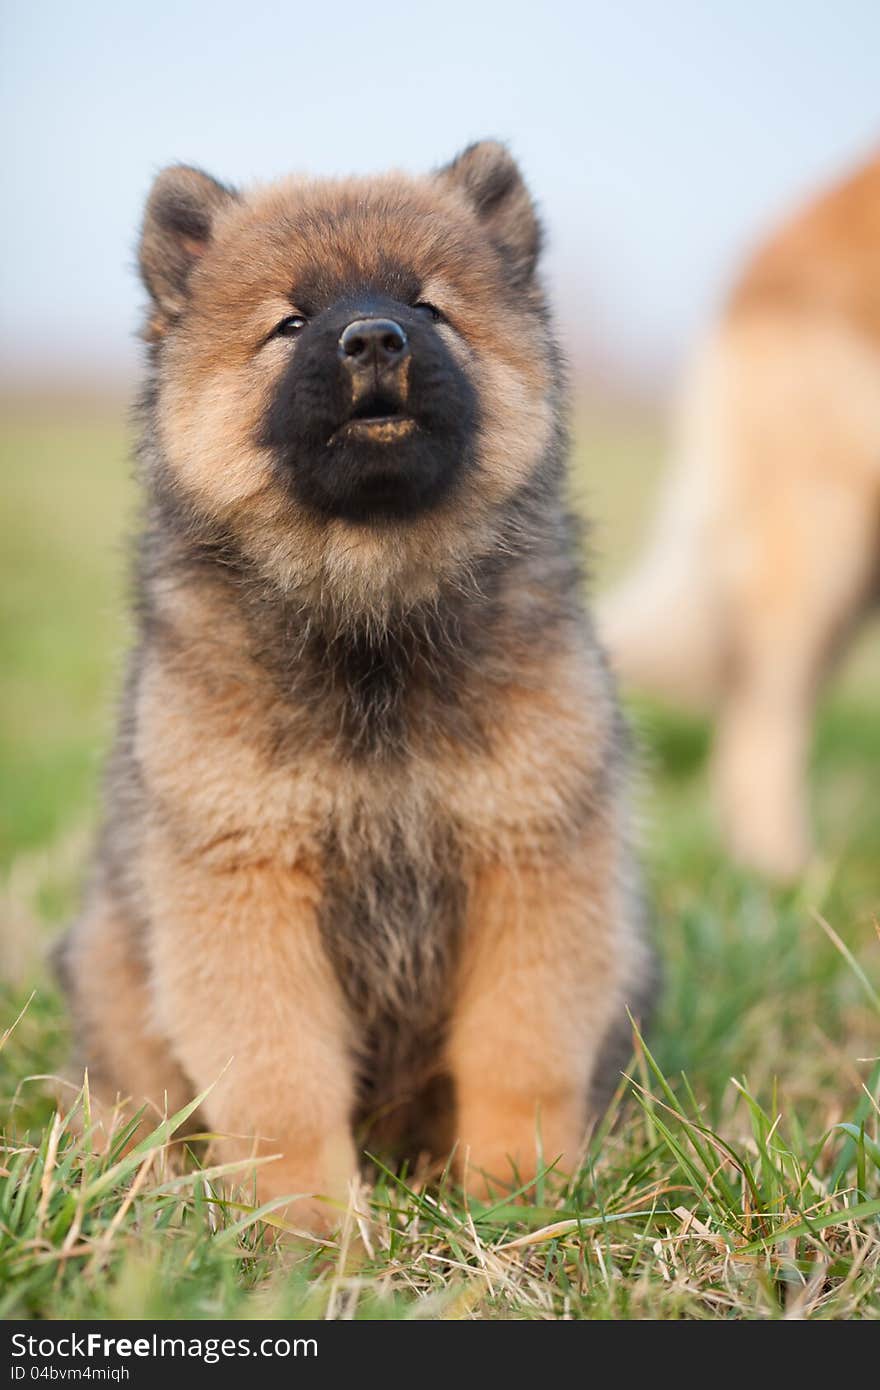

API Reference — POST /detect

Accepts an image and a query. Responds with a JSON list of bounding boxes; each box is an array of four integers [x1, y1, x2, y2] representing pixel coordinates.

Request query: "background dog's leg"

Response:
[[598, 339, 729, 709], [712, 474, 875, 880]]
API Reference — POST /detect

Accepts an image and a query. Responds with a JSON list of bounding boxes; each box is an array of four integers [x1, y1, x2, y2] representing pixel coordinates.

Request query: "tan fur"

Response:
[[451, 822, 638, 1196], [60, 145, 653, 1230], [600, 150, 880, 879]]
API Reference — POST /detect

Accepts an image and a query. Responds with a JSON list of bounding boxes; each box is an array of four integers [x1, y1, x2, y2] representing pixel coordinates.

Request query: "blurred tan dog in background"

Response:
[[601, 150, 880, 880]]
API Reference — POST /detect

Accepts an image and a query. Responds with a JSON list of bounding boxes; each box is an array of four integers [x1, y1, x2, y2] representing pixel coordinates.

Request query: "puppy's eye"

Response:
[[413, 301, 444, 323], [273, 314, 308, 338]]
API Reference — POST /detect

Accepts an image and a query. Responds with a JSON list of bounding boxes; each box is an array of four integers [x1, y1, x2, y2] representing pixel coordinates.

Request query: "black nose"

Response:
[[338, 318, 408, 370]]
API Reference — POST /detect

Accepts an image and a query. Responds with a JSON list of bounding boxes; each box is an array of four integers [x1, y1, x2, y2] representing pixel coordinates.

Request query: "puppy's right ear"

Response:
[[139, 165, 237, 327], [438, 141, 541, 286]]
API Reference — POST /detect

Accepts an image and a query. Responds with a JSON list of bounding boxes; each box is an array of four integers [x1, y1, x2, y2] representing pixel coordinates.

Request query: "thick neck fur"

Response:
[[134, 432, 585, 762]]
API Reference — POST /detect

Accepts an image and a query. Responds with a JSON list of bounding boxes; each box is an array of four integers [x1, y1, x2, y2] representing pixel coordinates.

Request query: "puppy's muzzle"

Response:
[[339, 317, 410, 408]]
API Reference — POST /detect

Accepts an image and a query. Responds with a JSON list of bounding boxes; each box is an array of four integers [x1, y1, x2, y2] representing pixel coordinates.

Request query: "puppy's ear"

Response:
[[139, 165, 237, 325], [438, 140, 542, 284]]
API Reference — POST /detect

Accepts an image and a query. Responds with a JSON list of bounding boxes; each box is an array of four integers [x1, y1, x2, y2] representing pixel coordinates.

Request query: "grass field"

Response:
[[1, 398, 878, 1320]]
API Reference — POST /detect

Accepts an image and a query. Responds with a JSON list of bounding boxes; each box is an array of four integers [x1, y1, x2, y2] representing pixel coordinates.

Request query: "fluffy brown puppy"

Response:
[[600, 149, 880, 881], [58, 142, 655, 1231]]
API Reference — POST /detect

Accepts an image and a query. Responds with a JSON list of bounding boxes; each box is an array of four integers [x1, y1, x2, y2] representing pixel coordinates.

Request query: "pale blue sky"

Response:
[[2, 0, 878, 390]]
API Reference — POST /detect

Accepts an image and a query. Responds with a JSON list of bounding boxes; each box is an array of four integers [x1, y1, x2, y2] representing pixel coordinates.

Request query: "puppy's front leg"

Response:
[[449, 840, 629, 1200], [148, 848, 357, 1234]]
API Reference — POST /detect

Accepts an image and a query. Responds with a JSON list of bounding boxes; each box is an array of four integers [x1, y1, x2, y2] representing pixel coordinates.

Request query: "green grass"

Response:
[[1, 400, 878, 1320]]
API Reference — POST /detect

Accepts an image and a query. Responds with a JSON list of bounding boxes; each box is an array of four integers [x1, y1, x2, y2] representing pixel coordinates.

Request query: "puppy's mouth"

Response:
[[330, 392, 416, 444]]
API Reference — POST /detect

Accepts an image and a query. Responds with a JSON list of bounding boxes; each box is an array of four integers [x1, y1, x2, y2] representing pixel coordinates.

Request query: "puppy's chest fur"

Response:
[[142, 587, 489, 1085], [139, 556, 590, 1119], [318, 813, 465, 1125], [285, 637, 483, 1126], [262, 604, 483, 1072]]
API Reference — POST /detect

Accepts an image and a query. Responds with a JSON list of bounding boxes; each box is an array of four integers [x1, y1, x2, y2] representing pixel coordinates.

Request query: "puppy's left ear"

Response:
[[139, 165, 238, 327], [438, 140, 542, 284]]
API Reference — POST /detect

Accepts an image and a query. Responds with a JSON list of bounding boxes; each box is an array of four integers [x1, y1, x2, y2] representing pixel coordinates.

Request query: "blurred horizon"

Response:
[[3, 1, 880, 400]]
